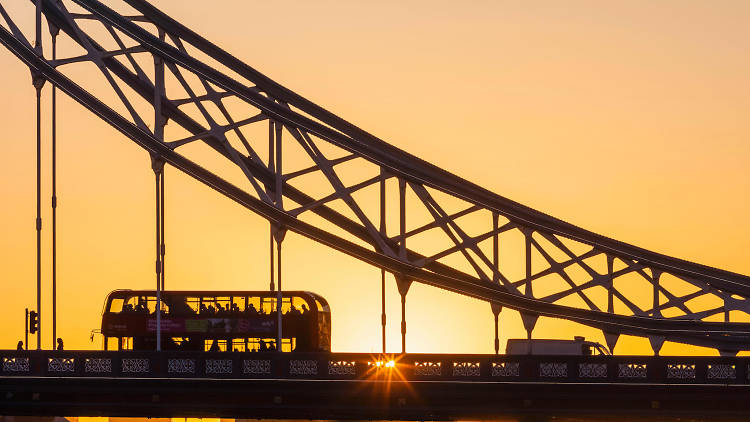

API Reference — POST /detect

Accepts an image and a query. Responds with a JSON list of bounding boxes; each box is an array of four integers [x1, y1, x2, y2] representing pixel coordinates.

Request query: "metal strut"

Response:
[[397, 178, 409, 354], [269, 228, 275, 291], [269, 119, 285, 352], [275, 232, 283, 351], [34, 83, 42, 350], [160, 170, 165, 290], [152, 160, 164, 351], [491, 303, 501, 355], [396, 275, 411, 354], [492, 212, 501, 354], [24, 308, 29, 351], [381, 269, 386, 353], [400, 292, 406, 353], [268, 120, 275, 293], [50, 16, 59, 350], [32, 0, 44, 351], [379, 173, 386, 353], [153, 28, 166, 292]]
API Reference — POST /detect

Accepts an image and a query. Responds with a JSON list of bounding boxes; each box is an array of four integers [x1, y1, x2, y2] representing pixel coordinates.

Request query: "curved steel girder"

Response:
[[33, 0, 482, 289], [2, 24, 750, 353], [107, 0, 750, 296]]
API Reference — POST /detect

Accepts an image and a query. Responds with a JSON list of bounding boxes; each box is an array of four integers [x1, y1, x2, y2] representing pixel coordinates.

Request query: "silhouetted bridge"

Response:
[[2, 350, 750, 419]]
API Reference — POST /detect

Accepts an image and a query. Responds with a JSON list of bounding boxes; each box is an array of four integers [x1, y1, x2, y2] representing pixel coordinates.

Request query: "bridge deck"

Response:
[[1, 351, 750, 419]]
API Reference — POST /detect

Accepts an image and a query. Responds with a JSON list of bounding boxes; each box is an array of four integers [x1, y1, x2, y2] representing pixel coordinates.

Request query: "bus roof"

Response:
[[104, 289, 330, 311]]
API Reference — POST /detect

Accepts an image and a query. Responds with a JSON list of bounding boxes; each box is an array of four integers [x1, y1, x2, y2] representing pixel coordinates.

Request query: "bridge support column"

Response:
[[160, 170, 165, 290], [603, 331, 619, 355], [396, 275, 411, 354], [33, 82, 44, 350], [273, 225, 286, 352], [153, 28, 167, 291], [32, 74, 45, 350], [520, 229, 536, 341], [49, 17, 60, 350], [268, 120, 276, 293], [649, 335, 665, 356], [396, 178, 410, 354], [31, 0, 45, 351], [520, 312, 538, 341], [379, 173, 387, 353], [269, 119, 285, 352], [381, 269, 387, 353], [151, 159, 165, 351], [491, 212, 502, 354], [269, 228, 275, 291], [491, 303, 501, 354]]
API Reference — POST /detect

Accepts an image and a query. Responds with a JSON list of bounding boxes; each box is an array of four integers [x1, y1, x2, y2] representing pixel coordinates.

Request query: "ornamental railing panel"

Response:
[[1, 0, 749, 355], [491, 362, 520, 377], [243, 359, 271, 375], [85, 358, 112, 373]]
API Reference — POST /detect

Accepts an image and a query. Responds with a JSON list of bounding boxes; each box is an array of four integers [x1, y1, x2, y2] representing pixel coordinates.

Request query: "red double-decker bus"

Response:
[[100, 290, 331, 352]]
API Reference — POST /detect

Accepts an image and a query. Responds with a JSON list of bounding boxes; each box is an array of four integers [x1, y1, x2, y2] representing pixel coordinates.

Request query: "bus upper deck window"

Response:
[[185, 296, 200, 313], [281, 296, 292, 313], [108, 298, 124, 313], [315, 299, 329, 312]]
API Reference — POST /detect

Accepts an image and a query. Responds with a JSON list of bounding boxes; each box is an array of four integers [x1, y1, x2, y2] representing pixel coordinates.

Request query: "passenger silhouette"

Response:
[[168, 296, 194, 316], [259, 340, 268, 352], [16, 341, 23, 351], [209, 339, 220, 352], [56, 338, 63, 351]]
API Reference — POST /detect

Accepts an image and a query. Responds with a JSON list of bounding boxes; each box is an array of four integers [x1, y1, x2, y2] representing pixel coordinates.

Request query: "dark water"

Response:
[[1, 416, 746, 422]]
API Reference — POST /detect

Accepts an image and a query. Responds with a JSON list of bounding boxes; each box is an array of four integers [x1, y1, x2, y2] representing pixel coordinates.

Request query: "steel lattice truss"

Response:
[[2, 0, 750, 354]]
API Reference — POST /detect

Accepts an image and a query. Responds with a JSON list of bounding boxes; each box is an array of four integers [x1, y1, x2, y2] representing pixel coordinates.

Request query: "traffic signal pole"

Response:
[[24, 308, 28, 351], [33, 0, 43, 352]]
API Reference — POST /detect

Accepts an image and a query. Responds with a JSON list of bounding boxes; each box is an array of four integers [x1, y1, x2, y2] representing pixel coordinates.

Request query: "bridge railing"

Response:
[[0, 350, 745, 384]]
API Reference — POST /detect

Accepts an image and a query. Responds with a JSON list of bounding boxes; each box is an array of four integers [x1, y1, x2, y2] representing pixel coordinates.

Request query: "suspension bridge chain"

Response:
[[2, 0, 750, 354]]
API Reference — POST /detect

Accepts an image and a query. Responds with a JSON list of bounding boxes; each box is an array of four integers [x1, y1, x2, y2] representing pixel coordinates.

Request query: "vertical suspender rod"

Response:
[[268, 120, 275, 293], [34, 80, 43, 351], [153, 29, 166, 293], [33, 0, 44, 350], [25, 309, 29, 351], [50, 24, 59, 349], [379, 173, 386, 354], [274, 122, 283, 352], [492, 212, 501, 354], [151, 29, 166, 351], [154, 167, 163, 351], [160, 171, 165, 290], [398, 179, 407, 354]]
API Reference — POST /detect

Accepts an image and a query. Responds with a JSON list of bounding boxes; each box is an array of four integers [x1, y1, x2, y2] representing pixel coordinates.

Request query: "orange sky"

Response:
[[0, 0, 748, 355]]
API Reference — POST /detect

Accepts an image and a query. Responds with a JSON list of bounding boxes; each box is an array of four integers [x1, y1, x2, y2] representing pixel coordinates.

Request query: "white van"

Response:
[[506, 336, 610, 356]]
